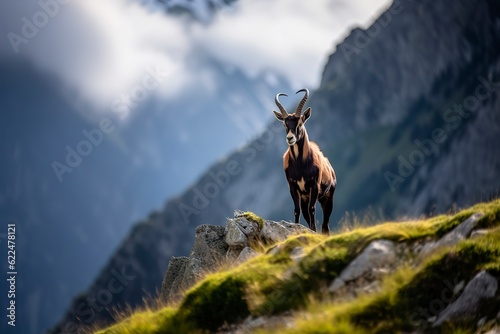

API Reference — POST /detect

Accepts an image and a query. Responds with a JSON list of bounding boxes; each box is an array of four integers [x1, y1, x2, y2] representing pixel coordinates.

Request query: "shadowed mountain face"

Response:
[[52, 0, 500, 332]]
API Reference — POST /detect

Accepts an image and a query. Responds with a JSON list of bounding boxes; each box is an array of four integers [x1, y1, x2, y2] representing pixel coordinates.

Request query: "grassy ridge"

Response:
[[96, 199, 500, 334]]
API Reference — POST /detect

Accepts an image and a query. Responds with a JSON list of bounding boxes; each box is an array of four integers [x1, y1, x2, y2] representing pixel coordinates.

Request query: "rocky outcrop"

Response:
[[160, 211, 312, 303], [160, 225, 229, 304], [181, 225, 228, 288]]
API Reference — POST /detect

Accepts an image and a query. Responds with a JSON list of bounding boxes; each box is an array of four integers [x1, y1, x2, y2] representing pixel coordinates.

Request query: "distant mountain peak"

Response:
[[139, 0, 237, 23]]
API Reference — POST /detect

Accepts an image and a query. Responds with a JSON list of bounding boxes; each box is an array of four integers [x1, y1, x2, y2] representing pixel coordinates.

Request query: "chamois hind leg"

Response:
[[319, 186, 335, 235], [300, 197, 316, 232]]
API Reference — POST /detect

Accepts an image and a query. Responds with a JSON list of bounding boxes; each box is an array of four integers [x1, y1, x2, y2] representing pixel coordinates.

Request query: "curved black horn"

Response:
[[295, 88, 309, 116], [275, 93, 288, 117]]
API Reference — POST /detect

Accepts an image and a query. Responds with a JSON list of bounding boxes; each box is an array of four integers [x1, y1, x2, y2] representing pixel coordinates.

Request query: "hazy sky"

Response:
[[1, 0, 391, 108]]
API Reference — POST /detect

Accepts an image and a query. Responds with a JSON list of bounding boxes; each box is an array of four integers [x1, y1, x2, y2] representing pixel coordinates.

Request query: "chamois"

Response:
[[273, 89, 336, 235]]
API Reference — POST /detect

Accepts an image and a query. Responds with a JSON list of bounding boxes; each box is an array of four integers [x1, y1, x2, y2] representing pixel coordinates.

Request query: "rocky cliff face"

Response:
[[310, 0, 500, 216], [53, 0, 500, 331]]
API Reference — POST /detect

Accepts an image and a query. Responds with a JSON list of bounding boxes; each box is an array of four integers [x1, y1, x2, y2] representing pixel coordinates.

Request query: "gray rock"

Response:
[[434, 271, 498, 326], [234, 209, 246, 218], [261, 220, 311, 244], [181, 225, 228, 288], [453, 280, 465, 295], [225, 214, 261, 251], [226, 247, 243, 260], [267, 244, 284, 256], [362, 281, 381, 294], [160, 256, 188, 302], [290, 247, 305, 262], [420, 213, 483, 256], [235, 217, 260, 242], [329, 278, 346, 292], [329, 240, 396, 292], [226, 219, 248, 248], [169, 262, 189, 301], [471, 229, 490, 239], [236, 247, 259, 263]]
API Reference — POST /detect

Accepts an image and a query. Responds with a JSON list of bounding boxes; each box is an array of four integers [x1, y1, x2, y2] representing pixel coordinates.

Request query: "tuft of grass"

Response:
[[96, 199, 500, 334], [97, 307, 181, 334]]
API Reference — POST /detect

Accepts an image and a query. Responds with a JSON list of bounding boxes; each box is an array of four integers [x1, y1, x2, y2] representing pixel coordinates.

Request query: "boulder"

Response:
[[261, 220, 311, 244], [420, 213, 483, 256], [434, 271, 498, 326], [225, 212, 261, 249], [234, 216, 260, 243], [160, 256, 188, 303], [329, 240, 396, 292], [180, 225, 228, 288], [226, 219, 248, 249], [236, 247, 259, 263]]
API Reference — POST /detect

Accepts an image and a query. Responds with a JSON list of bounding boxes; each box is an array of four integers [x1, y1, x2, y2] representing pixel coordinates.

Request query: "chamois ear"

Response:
[[303, 107, 312, 123], [273, 110, 285, 121]]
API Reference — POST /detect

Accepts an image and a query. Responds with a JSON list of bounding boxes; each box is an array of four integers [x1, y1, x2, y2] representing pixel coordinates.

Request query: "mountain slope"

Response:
[[53, 0, 500, 331], [97, 199, 500, 334]]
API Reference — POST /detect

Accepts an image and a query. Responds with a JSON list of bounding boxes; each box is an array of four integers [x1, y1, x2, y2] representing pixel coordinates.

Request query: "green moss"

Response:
[[178, 274, 250, 331], [242, 211, 265, 229]]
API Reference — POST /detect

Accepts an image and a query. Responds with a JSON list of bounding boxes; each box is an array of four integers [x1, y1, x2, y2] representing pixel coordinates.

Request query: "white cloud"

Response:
[[2, 0, 391, 108], [194, 0, 391, 89], [33, 0, 192, 107]]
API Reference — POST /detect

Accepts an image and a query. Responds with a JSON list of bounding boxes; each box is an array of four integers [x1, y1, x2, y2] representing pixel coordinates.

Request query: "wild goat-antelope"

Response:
[[273, 88, 337, 235]]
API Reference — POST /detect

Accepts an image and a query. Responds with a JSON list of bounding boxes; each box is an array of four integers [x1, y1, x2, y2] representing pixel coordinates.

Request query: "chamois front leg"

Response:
[[307, 183, 319, 232], [289, 183, 301, 225]]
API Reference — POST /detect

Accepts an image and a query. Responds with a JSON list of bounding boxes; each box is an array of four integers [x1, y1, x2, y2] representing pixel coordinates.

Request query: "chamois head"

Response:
[[273, 88, 312, 146]]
